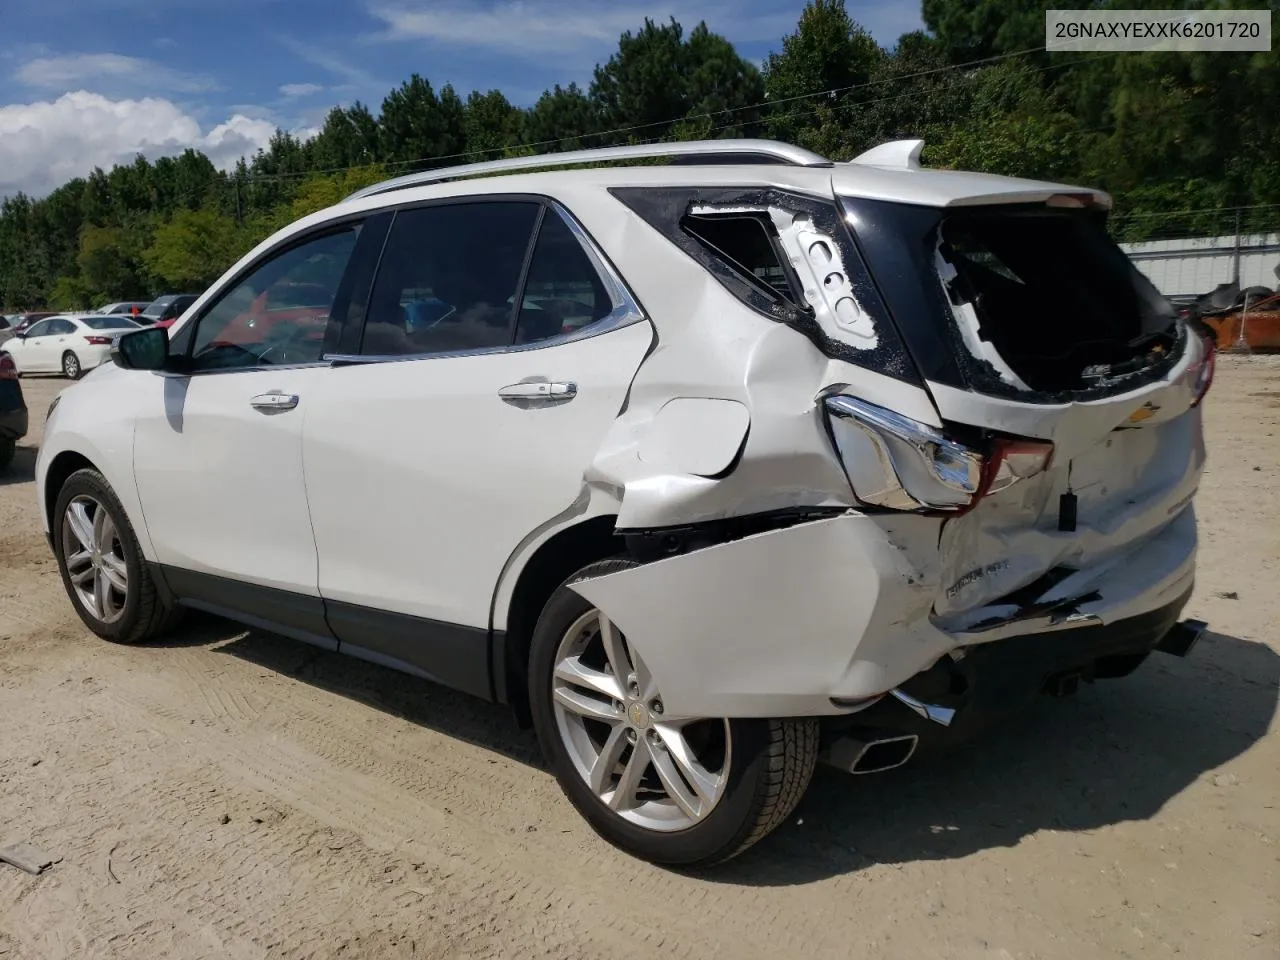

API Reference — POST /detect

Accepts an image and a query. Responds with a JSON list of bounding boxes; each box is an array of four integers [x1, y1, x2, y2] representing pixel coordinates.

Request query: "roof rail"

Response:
[[343, 139, 832, 202]]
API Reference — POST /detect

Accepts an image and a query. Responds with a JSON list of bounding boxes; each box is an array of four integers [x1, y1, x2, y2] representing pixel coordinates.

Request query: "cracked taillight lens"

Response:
[[824, 395, 1053, 514]]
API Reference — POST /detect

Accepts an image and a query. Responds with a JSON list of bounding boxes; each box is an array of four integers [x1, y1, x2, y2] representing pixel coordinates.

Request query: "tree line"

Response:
[[2, 0, 1278, 310]]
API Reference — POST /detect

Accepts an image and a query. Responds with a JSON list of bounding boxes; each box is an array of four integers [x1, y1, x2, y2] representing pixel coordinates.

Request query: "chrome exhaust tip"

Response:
[[820, 732, 919, 775], [1156, 618, 1208, 658]]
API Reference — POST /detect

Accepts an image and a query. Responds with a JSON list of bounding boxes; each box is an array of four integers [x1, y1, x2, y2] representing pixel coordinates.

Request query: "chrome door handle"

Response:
[[250, 392, 299, 411], [498, 381, 577, 402]]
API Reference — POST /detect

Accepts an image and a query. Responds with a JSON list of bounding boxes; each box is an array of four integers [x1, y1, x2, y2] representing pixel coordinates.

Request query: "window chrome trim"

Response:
[[327, 198, 649, 366]]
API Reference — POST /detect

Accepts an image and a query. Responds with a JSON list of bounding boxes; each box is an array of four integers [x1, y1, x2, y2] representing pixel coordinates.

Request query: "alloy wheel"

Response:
[[551, 608, 731, 832], [63, 353, 80, 378], [61, 495, 128, 624]]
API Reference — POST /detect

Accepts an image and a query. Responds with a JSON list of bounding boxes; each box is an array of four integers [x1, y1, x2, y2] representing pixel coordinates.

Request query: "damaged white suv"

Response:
[[37, 138, 1213, 867]]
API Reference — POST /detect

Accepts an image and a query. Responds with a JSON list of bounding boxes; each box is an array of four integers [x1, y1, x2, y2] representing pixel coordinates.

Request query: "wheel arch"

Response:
[[44, 449, 98, 533], [495, 514, 627, 725]]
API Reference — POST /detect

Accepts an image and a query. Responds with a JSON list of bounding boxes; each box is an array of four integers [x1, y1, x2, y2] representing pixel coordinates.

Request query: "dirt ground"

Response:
[[1, 358, 1277, 960]]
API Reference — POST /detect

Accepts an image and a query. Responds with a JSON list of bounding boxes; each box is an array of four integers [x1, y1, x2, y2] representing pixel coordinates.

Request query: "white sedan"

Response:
[[2, 314, 141, 379]]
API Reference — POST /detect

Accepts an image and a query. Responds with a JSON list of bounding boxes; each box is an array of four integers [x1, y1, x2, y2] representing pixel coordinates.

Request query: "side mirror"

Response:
[[14, 331, 26, 339], [112, 325, 170, 371]]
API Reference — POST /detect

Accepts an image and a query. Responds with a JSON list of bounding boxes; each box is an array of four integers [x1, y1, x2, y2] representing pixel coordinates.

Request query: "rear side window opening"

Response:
[[937, 208, 1179, 393], [680, 213, 802, 308]]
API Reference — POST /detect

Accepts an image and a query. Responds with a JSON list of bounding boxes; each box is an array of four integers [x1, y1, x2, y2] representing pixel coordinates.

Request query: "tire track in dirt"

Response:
[[88, 654, 849, 959]]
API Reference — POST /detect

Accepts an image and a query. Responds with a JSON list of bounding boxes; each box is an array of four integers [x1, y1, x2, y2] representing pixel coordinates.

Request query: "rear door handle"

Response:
[[498, 381, 577, 402], [250, 392, 299, 411]]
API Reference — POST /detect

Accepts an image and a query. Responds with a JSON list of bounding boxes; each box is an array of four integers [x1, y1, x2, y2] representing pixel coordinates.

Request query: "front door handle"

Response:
[[250, 391, 299, 411], [498, 381, 577, 402]]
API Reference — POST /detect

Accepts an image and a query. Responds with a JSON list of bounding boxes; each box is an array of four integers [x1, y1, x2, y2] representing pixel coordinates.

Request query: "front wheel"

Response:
[[62, 351, 82, 379], [52, 468, 183, 643], [529, 558, 818, 867]]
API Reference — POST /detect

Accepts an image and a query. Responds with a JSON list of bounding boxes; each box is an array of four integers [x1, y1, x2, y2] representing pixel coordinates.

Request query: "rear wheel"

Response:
[[62, 351, 82, 380], [529, 558, 818, 867], [52, 468, 182, 643]]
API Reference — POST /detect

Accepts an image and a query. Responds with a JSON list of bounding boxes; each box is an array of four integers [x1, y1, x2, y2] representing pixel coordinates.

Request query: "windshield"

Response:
[[141, 297, 173, 317], [81, 316, 140, 330]]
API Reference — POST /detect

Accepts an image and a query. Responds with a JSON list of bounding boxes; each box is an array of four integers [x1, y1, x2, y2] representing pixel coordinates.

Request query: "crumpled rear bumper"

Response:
[[571, 507, 1197, 719]]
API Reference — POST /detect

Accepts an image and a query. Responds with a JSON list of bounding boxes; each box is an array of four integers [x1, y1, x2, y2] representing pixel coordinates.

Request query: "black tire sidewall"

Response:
[[528, 560, 774, 866], [52, 468, 149, 642], [0, 438, 14, 470]]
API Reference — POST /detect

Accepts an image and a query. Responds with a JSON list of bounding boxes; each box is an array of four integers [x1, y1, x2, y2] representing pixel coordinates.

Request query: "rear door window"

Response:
[[514, 210, 612, 344], [359, 202, 541, 356]]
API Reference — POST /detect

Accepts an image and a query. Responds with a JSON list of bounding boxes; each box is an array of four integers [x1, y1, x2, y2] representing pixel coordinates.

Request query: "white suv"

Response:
[[37, 139, 1214, 866]]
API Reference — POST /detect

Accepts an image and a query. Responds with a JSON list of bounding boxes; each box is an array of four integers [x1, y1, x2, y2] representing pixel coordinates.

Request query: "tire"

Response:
[[529, 558, 819, 867], [52, 467, 183, 644], [0, 438, 14, 470], [62, 351, 82, 379]]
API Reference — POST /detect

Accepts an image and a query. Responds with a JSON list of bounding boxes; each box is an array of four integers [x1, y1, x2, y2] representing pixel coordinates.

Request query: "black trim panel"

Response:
[[161, 565, 336, 649], [156, 565, 498, 699], [325, 600, 495, 702]]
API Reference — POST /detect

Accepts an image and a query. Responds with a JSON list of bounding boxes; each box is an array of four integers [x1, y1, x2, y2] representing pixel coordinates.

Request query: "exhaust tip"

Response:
[[850, 735, 918, 775], [820, 732, 920, 775], [1156, 619, 1208, 658]]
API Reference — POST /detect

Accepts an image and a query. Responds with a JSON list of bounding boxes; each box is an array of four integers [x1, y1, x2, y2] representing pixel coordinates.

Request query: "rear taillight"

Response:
[[84, 335, 113, 345], [1189, 334, 1215, 407], [0, 353, 16, 380], [823, 395, 1053, 515]]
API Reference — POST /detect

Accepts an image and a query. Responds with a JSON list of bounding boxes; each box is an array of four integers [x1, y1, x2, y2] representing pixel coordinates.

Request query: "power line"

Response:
[[236, 45, 1054, 185]]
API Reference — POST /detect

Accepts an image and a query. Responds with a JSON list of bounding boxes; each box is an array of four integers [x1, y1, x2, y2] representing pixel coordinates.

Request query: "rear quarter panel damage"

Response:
[[569, 512, 949, 718]]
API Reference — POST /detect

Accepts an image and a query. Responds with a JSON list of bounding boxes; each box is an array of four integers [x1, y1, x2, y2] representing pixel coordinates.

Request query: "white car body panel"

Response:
[[304, 321, 653, 628], [35, 366, 154, 556], [131, 367, 332, 593], [36, 140, 1206, 730], [5, 327, 57, 372], [5, 317, 129, 375]]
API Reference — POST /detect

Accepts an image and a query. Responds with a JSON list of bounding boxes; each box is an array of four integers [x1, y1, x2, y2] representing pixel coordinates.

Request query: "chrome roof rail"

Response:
[[343, 139, 832, 202]]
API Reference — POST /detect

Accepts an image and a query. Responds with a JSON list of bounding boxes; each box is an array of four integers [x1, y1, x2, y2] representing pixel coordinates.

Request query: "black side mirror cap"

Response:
[[111, 325, 171, 371]]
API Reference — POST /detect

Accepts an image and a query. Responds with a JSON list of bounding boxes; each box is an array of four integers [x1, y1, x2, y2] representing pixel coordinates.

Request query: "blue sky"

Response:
[[0, 0, 924, 197]]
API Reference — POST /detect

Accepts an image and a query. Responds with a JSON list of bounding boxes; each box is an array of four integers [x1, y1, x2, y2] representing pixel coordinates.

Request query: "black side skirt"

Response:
[[154, 564, 496, 702]]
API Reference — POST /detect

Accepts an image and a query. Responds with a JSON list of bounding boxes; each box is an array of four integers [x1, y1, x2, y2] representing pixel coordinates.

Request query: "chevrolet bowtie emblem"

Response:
[[1126, 401, 1161, 423]]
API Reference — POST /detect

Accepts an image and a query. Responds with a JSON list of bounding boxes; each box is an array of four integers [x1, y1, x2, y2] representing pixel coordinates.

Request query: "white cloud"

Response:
[[15, 53, 218, 95], [366, 1, 922, 64], [0, 91, 280, 198], [280, 82, 324, 98], [281, 36, 384, 92]]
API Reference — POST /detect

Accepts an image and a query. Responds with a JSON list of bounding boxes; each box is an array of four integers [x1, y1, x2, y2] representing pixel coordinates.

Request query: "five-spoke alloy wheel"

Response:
[[551, 607, 732, 831], [530, 558, 820, 867], [52, 467, 181, 643], [62, 494, 129, 624]]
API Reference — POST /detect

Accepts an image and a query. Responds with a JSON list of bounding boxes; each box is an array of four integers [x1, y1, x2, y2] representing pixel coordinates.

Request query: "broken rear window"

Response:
[[938, 208, 1178, 393]]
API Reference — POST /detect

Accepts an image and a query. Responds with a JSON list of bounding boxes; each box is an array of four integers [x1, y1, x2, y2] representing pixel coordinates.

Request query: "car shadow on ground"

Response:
[[161, 611, 544, 765], [0, 443, 37, 486], [167, 617, 1277, 883], [710, 629, 1278, 885]]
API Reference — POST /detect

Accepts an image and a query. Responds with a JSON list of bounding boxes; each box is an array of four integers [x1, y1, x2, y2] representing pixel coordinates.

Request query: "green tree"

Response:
[[763, 0, 883, 153], [591, 18, 763, 143], [524, 83, 599, 150], [465, 90, 524, 159], [143, 207, 244, 291]]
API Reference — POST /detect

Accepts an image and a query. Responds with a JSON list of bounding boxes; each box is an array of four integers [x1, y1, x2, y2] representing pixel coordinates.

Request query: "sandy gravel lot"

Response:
[[1, 359, 1277, 960]]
